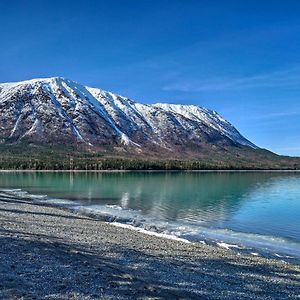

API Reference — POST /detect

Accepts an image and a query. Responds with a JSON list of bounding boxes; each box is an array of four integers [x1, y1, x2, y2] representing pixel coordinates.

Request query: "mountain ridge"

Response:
[[0, 77, 256, 156]]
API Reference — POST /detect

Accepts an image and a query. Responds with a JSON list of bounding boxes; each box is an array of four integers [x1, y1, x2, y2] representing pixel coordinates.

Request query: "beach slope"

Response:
[[0, 194, 300, 299]]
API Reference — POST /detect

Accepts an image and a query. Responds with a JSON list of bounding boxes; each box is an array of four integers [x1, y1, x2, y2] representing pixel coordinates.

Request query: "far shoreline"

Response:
[[1, 169, 300, 172]]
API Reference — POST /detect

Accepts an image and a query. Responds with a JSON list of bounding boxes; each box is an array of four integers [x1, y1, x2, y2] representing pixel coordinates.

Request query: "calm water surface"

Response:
[[1, 171, 300, 256]]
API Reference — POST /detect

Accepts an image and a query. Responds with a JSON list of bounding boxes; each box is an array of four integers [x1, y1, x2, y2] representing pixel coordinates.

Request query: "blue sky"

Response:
[[1, 0, 300, 155]]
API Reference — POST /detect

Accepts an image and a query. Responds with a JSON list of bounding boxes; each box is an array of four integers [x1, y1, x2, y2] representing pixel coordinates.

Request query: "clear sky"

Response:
[[1, 0, 300, 156]]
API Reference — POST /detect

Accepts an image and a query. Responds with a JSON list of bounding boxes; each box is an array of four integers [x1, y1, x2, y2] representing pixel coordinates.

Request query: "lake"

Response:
[[1, 171, 300, 258]]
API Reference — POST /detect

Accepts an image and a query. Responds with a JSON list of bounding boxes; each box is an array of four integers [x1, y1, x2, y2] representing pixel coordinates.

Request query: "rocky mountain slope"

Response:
[[0, 77, 257, 157]]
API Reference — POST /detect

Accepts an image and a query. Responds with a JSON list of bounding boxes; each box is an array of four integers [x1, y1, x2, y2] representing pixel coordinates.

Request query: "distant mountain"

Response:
[[0, 77, 257, 157]]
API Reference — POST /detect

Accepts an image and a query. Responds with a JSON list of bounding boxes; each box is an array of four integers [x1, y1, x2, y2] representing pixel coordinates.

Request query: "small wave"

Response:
[[217, 242, 241, 250], [106, 205, 123, 210], [1, 188, 22, 192], [111, 222, 191, 243], [44, 198, 76, 205], [1, 189, 47, 199]]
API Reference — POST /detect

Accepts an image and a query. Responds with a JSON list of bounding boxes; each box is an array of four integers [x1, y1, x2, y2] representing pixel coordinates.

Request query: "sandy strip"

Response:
[[0, 195, 300, 299]]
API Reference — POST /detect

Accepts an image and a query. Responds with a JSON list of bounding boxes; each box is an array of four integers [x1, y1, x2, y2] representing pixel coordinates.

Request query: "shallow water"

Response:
[[1, 171, 300, 257]]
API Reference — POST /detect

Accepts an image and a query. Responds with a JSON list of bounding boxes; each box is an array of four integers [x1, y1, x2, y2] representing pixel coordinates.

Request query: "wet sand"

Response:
[[0, 192, 300, 299]]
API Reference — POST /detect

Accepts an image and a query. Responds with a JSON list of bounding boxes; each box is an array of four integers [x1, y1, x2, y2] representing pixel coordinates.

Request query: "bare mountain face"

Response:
[[0, 77, 257, 157]]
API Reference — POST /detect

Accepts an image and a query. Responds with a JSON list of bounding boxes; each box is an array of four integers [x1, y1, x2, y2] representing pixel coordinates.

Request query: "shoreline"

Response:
[[3, 188, 300, 263], [1, 169, 300, 172], [0, 193, 300, 299], [59, 198, 300, 263]]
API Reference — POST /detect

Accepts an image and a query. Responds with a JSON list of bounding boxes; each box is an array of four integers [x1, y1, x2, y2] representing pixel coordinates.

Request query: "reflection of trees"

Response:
[[0, 172, 296, 223]]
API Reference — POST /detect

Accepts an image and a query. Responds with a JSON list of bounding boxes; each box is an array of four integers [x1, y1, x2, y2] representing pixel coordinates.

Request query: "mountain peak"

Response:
[[0, 76, 81, 88]]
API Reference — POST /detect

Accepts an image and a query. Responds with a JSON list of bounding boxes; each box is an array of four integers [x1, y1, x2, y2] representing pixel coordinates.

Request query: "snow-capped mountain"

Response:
[[0, 77, 256, 155]]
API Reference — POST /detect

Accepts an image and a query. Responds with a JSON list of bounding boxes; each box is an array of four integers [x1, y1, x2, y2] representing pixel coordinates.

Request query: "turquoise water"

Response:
[[1, 171, 300, 257]]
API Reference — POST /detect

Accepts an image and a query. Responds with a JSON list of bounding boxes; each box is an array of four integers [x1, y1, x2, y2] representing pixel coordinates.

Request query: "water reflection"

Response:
[[0, 171, 300, 242]]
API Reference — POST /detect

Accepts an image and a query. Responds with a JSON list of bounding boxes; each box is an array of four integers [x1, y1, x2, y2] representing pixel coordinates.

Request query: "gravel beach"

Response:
[[0, 192, 300, 299]]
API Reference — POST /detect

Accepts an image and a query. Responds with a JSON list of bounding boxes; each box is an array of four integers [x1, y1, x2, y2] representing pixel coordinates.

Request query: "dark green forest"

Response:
[[0, 142, 300, 170]]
